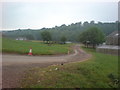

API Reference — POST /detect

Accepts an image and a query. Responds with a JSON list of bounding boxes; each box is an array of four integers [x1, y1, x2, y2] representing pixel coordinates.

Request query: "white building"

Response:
[[16, 37, 27, 40]]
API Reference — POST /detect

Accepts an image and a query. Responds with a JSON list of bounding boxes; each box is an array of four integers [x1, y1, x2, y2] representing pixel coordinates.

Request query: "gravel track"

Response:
[[2, 45, 91, 88]]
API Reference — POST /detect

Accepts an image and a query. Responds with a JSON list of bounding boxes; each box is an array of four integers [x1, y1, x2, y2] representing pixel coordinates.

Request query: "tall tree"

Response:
[[79, 27, 105, 48], [60, 36, 67, 44], [25, 34, 34, 40], [41, 30, 52, 44]]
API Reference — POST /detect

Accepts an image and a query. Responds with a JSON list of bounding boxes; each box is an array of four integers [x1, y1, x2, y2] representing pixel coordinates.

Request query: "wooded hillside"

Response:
[[2, 21, 119, 42]]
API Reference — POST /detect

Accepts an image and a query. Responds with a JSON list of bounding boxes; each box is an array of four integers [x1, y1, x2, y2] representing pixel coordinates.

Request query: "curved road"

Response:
[[2, 45, 91, 88]]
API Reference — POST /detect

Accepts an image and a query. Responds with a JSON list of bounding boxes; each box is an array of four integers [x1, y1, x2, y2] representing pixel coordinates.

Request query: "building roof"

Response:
[[107, 30, 120, 38]]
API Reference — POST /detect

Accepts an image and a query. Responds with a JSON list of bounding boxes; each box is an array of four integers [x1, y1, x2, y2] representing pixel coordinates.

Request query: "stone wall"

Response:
[[106, 36, 119, 45], [96, 45, 120, 56]]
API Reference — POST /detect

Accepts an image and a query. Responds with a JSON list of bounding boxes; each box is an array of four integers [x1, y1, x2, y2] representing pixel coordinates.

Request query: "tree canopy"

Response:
[[41, 30, 52, 44], [60, 36, 67, 44], [79, 27, 105, 48], [2, 21, 118, 42]]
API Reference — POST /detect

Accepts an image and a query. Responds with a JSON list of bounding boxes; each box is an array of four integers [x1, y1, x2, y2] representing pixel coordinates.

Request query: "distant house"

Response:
[[105, 31, 119, 45], [16, 37, 27, 40], [96, 31, 120, 56], [66, 41, 72, 44]]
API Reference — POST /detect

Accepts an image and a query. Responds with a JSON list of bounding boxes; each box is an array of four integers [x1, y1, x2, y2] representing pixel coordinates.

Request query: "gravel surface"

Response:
[[2, 45, 91, 88]]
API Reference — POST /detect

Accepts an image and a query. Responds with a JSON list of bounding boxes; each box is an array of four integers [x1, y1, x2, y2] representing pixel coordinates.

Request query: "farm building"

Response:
[[96, 31, 120, 56], [105, 30, 119, 45], [16, 37, 27, 40]]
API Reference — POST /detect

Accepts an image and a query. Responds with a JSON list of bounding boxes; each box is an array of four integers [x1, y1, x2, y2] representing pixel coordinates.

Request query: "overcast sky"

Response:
[[0, 0, 119, 31]]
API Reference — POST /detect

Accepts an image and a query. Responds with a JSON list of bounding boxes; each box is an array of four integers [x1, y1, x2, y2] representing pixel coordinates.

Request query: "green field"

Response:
[[2, 38, 73, 55], [21, 47, 119, 88]]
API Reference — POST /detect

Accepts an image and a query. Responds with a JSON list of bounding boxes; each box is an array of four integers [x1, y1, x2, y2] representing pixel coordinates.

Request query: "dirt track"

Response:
[[2, 45, 91, 88]]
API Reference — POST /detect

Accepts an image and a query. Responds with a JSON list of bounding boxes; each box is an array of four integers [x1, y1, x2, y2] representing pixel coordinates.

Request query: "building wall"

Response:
[[96, 31, 119, 55], [106, 36, 119, 45], [16, 37, 27, 40], [96, 48, 120, 56]]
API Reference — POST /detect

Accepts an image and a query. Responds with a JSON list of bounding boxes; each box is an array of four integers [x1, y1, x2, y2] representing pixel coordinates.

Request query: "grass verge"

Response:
[[21, 46, 119, 88], [2, 38, 73, 55]]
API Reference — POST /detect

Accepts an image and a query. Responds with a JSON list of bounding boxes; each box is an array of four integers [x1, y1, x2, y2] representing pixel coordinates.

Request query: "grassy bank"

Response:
[[2, 38, 73, 55], [21, 46, 119, 88]]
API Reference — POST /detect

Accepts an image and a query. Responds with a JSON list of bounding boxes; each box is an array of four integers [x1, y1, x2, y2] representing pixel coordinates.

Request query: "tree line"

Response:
[[2, 21, 119, 43]]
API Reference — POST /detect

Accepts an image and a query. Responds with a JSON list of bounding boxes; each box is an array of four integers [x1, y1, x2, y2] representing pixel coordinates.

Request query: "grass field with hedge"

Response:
[[21, 47, 119, 88], [2, 38, 73, 55]]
